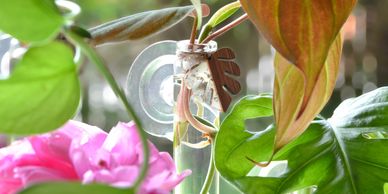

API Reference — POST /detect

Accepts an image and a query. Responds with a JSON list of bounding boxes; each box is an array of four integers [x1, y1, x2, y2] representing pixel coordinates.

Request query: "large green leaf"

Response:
[[231, 121, 356, 194], [215, 94, 275, 179], [0, 0, 64, 43], [0, 41, 80, 135], [89, 5, 195, 45], [215, 87, 388, 194], [328, 87, 388, 193], [19, 182, 132, 194]]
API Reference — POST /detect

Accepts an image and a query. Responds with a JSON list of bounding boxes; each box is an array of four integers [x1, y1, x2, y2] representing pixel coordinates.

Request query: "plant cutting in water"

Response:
[[167, 3, 246, 193], [1, 0, 388, 194], [173, 1, 245, 147]]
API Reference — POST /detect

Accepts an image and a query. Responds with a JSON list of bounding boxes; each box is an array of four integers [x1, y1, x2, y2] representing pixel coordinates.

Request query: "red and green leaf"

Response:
[[273, 52, 305, 149], [274, 35, 342, 148], [239, 0, 356, 148]]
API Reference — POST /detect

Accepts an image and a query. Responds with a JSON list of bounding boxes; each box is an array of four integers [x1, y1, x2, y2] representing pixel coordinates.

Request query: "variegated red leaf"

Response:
[[240, 0, 354, 148], [275, 35, 343, 148]]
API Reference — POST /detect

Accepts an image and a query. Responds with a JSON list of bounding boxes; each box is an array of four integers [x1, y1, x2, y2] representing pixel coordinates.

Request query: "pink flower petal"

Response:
[[15, 166, 78, 185], [0, 120, 189, 194], [28, 136, 77, 178], [102, 122, 140, 165], [0, 178, 22, 194]]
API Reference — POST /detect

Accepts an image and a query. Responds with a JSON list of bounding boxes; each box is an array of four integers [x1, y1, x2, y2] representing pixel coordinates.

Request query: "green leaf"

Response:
[[198, 1, 241, 42], [194, 115, 216, 129], [206, 1, 240, 27], [215, 94, 275, 179], [0, 41, 80, 135], [70, 26, 92, 39], [215, 87, 388, 194], [328, 87, 388, 193], [231, 121, 355, 194], [89, 5, 195, 45], [19, 182, 132, 194], [329, 87, 388, 131], [0, 0, 64, 43], [385, 183, 388, 194]]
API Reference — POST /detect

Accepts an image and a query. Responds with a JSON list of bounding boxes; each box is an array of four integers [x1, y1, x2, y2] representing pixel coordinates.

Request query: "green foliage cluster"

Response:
[[215, 88, 388, 194]]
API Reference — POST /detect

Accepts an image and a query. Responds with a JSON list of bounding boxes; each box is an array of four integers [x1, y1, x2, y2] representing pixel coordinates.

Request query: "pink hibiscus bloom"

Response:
[[0, 121, 190, 194]]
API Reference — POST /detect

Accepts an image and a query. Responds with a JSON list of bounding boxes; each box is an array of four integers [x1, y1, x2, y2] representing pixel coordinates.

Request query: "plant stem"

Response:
[[65, 31, 149, 192], [200, 143, 217, 194], [182, 84, 216, 135], [189, 16, 198, 46], [201, 13, 248, 44]]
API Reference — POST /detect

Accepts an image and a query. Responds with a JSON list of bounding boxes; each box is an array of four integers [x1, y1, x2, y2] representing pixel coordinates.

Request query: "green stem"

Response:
[[65, 30, 149, 192], [200, 143, 217, 194]]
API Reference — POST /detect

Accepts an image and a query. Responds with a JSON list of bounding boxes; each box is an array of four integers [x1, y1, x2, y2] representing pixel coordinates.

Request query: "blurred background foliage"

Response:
[[1, 0, 388, 193]]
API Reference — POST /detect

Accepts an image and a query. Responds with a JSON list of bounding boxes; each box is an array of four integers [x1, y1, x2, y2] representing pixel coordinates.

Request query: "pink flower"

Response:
[[0, 121, 190, 194]]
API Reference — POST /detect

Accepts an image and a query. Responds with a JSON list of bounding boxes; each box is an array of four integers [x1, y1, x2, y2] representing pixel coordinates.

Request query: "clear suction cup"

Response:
[[126, 40, 177, 139]]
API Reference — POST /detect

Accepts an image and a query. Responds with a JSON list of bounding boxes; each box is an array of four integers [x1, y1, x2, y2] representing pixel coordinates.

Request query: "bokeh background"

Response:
[[1, 0, 388, 193]]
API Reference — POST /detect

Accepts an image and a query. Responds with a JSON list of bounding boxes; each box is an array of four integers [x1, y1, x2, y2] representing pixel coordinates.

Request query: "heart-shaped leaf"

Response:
[[0, 0, 64, 43], [239, 0, 356, 148], [215, 87, 388, 193], [0, 41, 80, 135], [89, 6, 196, 45], [19, 182, 132, 194]]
